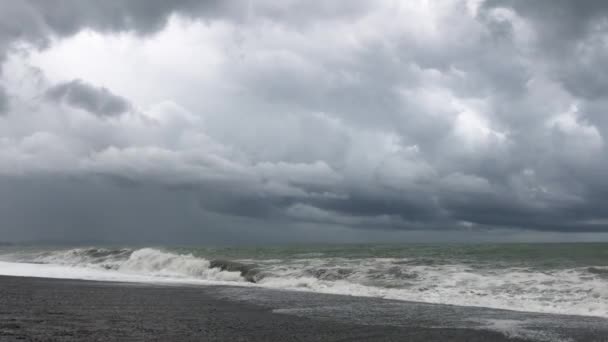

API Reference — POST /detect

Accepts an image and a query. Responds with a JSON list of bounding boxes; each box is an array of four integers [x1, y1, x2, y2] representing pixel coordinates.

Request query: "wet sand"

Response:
[[0, 275, 540, 341], [0, 276, 608, 342]]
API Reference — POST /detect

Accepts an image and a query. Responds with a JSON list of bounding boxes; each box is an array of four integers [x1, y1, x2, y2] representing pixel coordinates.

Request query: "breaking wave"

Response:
[[1, 247, 607, 318], [23, 247, 249, 283]]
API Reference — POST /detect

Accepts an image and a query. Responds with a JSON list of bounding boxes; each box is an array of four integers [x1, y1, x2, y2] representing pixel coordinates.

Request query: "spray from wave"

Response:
[[0, 246, 607, 318], [33, 247, 253, 282]]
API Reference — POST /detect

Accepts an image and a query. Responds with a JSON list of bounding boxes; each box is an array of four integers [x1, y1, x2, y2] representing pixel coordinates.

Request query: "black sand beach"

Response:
[[0, 275, 606, 341]]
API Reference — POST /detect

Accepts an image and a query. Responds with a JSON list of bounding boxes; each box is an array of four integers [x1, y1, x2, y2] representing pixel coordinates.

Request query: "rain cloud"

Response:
[[0, 0, 607, 243]]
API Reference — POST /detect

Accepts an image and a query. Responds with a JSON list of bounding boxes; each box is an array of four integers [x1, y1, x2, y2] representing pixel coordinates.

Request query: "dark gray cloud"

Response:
[[483, 0, 608, 99], [0, 86, 7, 114], [483, 0, 608, 41], [46, 79, 130, 117], [0, 1, 234, 46], [0, 0, 608, 243]]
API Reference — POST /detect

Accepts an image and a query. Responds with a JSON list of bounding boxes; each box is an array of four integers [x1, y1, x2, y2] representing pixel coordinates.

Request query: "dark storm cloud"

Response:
[[483, 0, 608, 99], [0, 0, 370, 53], [1, 0, 608, 243], [0, 0, 237, 46], [483, 0, 608, 41], [46, 79, 130, 117], [0, 86, 7, 114]]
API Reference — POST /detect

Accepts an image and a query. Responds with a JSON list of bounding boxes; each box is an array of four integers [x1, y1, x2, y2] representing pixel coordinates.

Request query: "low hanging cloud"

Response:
[[0, 0, 607, 243], [45, 80, 131, 117]]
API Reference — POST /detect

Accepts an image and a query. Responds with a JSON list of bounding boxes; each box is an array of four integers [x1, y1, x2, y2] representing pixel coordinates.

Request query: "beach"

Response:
[[0, 275, 521, 341], [1, 244, 607, 341], [1, 275, 607, 342]]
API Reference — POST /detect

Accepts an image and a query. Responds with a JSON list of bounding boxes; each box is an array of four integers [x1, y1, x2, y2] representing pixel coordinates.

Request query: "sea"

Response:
[[0, 242, 606, 321]]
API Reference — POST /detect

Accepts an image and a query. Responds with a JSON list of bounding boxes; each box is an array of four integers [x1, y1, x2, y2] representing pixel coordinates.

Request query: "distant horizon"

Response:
[[4, 233, 608, 247]]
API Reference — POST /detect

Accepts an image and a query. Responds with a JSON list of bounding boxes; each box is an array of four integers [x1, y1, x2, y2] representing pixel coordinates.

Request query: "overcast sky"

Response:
[[1, 0, 608, 244]]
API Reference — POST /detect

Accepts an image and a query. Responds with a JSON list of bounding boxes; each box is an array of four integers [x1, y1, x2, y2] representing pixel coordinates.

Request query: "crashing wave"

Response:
[[2, 247, 608, 318], [32, 248, 249, 283], [208, 259, 262, 283]]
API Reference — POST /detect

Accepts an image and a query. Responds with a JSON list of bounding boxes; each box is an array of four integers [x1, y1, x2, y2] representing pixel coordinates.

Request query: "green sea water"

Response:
[[169, 242, 608, 269], [1, 242, 607, 318]]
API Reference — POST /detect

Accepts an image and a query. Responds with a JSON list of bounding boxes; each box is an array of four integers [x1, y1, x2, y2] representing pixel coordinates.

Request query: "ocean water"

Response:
[[0, 243, 607, 319]]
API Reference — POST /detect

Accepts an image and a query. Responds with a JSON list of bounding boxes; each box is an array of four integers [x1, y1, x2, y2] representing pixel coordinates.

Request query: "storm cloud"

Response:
[[0, 86, 8, 114], [0, 0, 608, 243], [45, 79, 131, 117]]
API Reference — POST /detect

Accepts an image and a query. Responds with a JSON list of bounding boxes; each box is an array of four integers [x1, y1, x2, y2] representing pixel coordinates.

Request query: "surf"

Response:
[[0, 245, 606, 319]]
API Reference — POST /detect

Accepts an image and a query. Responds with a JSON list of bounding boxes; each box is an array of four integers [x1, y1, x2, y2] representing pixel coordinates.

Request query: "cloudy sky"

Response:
[[1, 0, 608, 244]]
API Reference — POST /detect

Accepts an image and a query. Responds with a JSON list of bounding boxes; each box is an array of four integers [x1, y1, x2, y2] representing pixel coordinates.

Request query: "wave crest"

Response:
[[34, 247, 248, 282], [3, 247, 607, 318]]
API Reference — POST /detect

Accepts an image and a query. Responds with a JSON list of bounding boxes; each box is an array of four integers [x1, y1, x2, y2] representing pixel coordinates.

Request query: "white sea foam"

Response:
[[258, 266, 608, 318], [0, 247, 606, 318], [480, 319, 575, 342], [116, 248, 244, 282], [1, 248, 245, 284]]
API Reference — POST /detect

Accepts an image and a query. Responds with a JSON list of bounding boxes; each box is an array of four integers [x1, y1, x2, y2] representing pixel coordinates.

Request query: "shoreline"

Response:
[[2, 259, 606, 321], [0, 275, 542, 342], [2, 275, 608, 341]]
